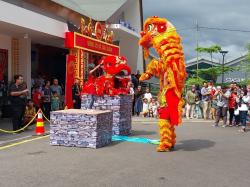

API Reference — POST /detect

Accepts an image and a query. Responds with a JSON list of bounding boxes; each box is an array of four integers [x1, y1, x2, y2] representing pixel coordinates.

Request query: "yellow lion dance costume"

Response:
[[139, 16, 187, 152]]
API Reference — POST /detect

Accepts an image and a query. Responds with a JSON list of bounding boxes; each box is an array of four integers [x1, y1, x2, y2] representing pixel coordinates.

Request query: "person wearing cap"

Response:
[[185, 85, 196, 119], [213, 86, 231, 127]]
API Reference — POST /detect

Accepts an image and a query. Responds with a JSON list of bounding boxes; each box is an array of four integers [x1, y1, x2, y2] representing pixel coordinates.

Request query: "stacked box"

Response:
[[81, 94, 132, 135], [50, 109, 113, 148]]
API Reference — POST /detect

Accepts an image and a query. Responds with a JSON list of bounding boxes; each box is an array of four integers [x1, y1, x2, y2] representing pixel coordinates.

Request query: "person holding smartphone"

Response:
[[9, 74, 29, 131], [213, 86, 230, 127]]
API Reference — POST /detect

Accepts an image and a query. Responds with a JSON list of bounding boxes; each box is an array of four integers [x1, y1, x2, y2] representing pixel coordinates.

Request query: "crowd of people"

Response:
[[8, 72, 250, 134], [185, 81, 250, 132], [129, 72, 159, 118], [8, 74, 67, 132], [31, 76, 64, 118], [7, 71, 148, 132]]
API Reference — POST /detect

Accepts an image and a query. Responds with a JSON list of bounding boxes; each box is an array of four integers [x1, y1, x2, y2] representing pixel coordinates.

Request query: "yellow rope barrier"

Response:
[[0, 111, 39, 134], [0, 108, 52, 134], [41, 112, 50, 123]]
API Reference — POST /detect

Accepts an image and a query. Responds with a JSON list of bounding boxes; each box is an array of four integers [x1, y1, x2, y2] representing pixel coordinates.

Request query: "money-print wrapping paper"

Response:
[[50, 109, 113, 148], [81, 95, 132, 135]]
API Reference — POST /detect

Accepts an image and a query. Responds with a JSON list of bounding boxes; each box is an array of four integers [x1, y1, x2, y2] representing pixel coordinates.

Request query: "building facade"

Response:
[[186, 55, 248, 83], [0, 0, 143, 117], [0, 0, 143, 90]]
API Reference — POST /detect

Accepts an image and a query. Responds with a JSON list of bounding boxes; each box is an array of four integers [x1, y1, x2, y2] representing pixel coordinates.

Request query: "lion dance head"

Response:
[[139, 16, 181, 59]]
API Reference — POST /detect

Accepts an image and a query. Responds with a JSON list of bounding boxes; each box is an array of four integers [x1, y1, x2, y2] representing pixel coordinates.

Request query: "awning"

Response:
[[51, 0, 127, 21], [108, 24, 140, 39]]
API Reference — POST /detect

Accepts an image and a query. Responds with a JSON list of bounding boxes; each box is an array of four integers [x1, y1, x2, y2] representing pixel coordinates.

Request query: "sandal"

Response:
[[238, 129, 246, 133]]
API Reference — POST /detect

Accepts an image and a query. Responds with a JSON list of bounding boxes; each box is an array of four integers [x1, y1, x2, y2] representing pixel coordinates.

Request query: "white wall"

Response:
[[0, 34, 12, 82], [123, 0, 141, 32], [0, 34, 32, 89], [0, 0, 67, 38], [0, 0, 68, 90], [108, 0, 144, 73], [119, 35, 138, 73], [124, 0, 143, 72]]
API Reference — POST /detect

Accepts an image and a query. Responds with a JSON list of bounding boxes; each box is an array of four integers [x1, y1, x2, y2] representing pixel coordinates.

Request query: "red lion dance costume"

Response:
[[82, 55, 131, 96], [139, 16, 187, 152]]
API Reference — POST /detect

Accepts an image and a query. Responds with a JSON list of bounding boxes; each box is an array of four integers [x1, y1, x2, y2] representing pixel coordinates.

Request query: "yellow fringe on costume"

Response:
[[157, 119, 176, 152], [139, 16, 187, 152]]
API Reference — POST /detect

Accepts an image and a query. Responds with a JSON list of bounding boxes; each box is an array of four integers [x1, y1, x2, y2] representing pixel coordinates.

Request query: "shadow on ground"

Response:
[[175, 139, 215, 151]]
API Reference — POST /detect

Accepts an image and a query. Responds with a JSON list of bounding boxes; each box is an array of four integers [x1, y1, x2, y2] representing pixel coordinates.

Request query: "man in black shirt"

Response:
[[9, 75, 29, 131]]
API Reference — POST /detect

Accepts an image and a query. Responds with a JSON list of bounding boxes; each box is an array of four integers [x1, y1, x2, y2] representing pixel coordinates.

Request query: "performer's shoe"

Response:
[[157, 147, 170, 152], [157, 145, 171, 152], [157, 145, 175, 152]]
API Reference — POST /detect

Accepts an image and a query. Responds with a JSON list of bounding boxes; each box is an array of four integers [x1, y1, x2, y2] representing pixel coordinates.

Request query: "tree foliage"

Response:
[[185, 76, 205, 87], [195, 45, 222, 62], [241, 43, 250, 80], [191, 66, 236, 83]]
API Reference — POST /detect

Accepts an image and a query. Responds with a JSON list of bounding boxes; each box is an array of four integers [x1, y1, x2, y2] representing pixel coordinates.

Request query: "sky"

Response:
[[143, 0, 250, 62]]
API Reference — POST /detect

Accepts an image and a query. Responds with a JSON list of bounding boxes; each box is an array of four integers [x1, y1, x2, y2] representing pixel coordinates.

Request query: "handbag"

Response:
[[234, 109, 239, 115]]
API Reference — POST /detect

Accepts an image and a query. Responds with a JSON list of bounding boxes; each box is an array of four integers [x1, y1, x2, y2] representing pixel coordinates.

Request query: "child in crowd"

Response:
[[142, 98, 149, 117], [149, 98, 159, 118], [23, 99, 36, 125], [144, 87, 152, 102], [51, 91, 60, 111], [32, 86, 42, 111]]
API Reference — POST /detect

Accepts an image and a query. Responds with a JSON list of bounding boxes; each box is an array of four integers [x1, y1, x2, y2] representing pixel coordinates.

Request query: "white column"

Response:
[[19, 37, 31, 92]]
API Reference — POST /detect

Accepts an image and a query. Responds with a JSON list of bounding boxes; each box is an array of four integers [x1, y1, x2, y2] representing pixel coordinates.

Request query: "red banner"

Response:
[[0, 49, 8, 81], [65, 32, 120, 56], [65, 54, 76, 109]]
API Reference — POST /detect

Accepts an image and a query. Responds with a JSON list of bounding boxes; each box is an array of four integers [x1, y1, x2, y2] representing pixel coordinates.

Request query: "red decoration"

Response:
[[0, 49, 8, 81], [82, 55, 131, 96], [65, 32, 119, 56], [95, 22, 103, 40], [65, 54, 76, 108]]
